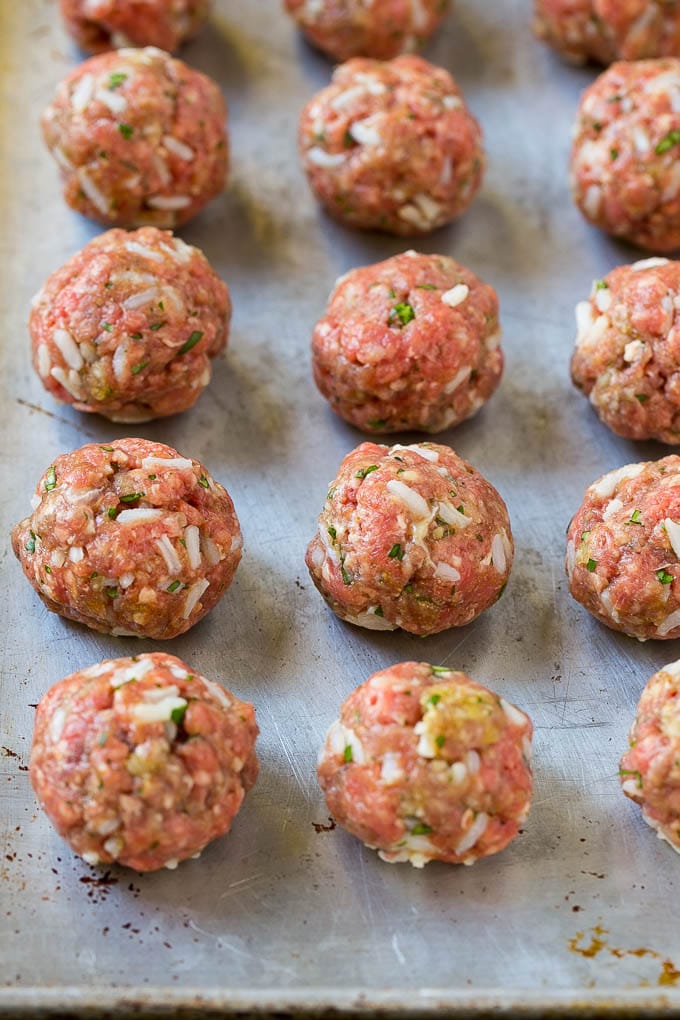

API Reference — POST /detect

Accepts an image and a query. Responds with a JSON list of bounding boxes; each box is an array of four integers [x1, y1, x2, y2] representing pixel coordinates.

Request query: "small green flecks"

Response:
[[167, 580, 182, 593], [45, 466, 57, 491], [170, 704, 187, 726], [367, 418, 387, 429], [656, 129, 680, 155], [177, 330, 204, 356], [25, 531, 36, 554], [635, 393, 649, 403], [431, 666, 450, 676], [592, 121, 603, 132], [101, 322, 113, 332], [374, 605, 384, 617], [457, 504, 465, 515], [657, 568, 674, 584], [118, 123, 134, 139], [496, 582, 507, 602], [595, 280, 609, 290], [129, 332, 143, 340], [104, 281, 114, 289], [343, 129, 354, 148], [120, 492, 144, 503], [416, 283, 437, 290], [619, 768, 642, 787], [106, 587, 118, 599], [428, 693, 442, 705], [107, 507, 119, 520], [411, 822, 433, 836], [355, 464, 378, 479], [44, 565, 52, 574], [343, 744, 353, 763], [109, 72, 128, 89], [341, 564, 352, 586], [629, 509, 642, 525], [327, 525, 337, 541], [609, 148, 619, 161], [389, 302, 415, 327], [90, 572, 99, 580], [586, 558, 597, 572], [150, 321, 166, 332], [100, 445, 114, 452], [198, 475, 210, 489], [388, 543, 404, 560], [327, 486, 337, 501], [131, 360, 149, 375], [435, 734, 446, 748], [148, 474, 157, 481]]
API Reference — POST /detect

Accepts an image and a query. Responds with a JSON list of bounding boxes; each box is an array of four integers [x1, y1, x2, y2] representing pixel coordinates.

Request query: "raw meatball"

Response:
[[566, 457, 680, 640], [571, 59, 680, 252], [42, 47, 228, 228], [620, 659, 680, 854], [299, 55, 484, 236], [284, 0, 450, 62], [11, 438, 242, 640], [31, 652, 258, 871], [317, 662, 533, 867], [534, 0, 680, 65], [30, 227, 230, 423], [571, 257, 680, 443], [60, 0, 211, 53], [311, 251, 502, 433], [305, 441, 512, 635]]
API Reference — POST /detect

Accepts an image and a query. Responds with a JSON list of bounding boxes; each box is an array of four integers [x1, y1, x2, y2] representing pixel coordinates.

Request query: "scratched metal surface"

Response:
[[2, 0, 680, 1015]]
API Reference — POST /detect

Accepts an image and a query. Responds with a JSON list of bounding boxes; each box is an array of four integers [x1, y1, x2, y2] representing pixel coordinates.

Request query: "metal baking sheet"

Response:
[[3, 0, 680, 1015]]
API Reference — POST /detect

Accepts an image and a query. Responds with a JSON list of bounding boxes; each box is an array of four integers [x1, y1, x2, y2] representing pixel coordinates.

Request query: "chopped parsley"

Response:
[[657, 568, 674, 584], [131, 360, 149, 375], [594, 280, 609, 290], [198, 475, 210, 489], [355, 464, 378, 479], [109, 72, 127, 89], [635, 393, 649, 403], [431, 666, 450, 676], [45, 466, 57, 491], [177, 330, 204, 356], [129, 332, 143, 340], [25, 531, 37, 554], [150, 321, 166, 331], [106, 587, 118, 599], [586, 558, 597, 572], [629, 509, 642, 525], [340, 564, 352, 585], [101, 322, 113, 332], [656, 129, 680, 155], [343, 745, 353, 763], [44, 565, 52, 574], [388, 543, 405, 560], [411, 822, 433, 836], [619, 768, 642, 787], [374, 605, 384, 617], [107, 507, 118, 520], [99, 445, 114, 452], [416, 283, 437, 290], [428, 693, 442, 705], [389, 302, 415, 327], [435, 735, 446, 748], [367, 418, 386, 429], [120, 492, 144, 503], [167, 580, 182, 593], [118, 123, 134, 139], [327, 525, 337, 540], [170, 704, 187, 726]]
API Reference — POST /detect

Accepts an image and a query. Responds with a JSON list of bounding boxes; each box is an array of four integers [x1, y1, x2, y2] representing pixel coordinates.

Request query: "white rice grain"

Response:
[[163, 135, 195, 161], [386, 479, 430, 519], [441, 284, 469, 308], [156, 534, 182, 574], [182, 578, 210, 618], [184, 525, 201, 569]]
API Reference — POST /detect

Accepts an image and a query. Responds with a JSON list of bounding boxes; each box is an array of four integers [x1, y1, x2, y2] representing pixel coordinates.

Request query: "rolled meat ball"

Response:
[[30, 227, 230, 423], [571, 257, 680, 443], [284, 0, 450, 62], [311, 250, 502, 433], [534, 0, 680, 66], [42, 47, 228, 228], [31, 652, 258, 872], [305, 441, 513, 636], [620, 659, 680, 854], [299, 55, 484, 236], [571, 59, 680, 252], [11, 438, 242, 639], [60, 0, 211, 54], [317, 661, 533, 867], [566, 457, 680, 640]]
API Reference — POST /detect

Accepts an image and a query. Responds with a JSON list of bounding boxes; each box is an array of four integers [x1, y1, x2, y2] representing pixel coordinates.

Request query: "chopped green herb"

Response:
[[343, 744, 353, 763], [341, 564, 352, 585], [428, 693, 442, 705], [435, 734, 446, 748], [586, 558, 597, 572], [610, 148, 619, 161], [45, 466, 57, 491], [411, 822, 433, 836], [355, 464, 378, 479], [198, 475, 209, 489], [118, 123, 134, 139], [327, 525, 337, 541], [388, 543, 404, 560], [367, 418, 387, 429], [170, 704, 187, 726], [431, 666, 450, 676], [25, 531, 36, 554], [592, 121, 603, 132], [148, 474, 156, 481], [619, 768, 642, 787], [104, 281, 114, 289], [120, 492, 144, 503], [100, 445, 114, 452], [374, 605, 384, 617], [343, 129, 354, 148], [44, 565, 52, 574], [657, 568, 674, 584], [595, 280, 609, 290], [629, 509, 642, 525], [416, 283, 437, 290], [101, 322, 113, 332], [496, 582, 507, 602], [109, 72, 127, 89], [131, 360, 149, 375], [129, 332, 143, 340], [177, 330, 204, 355], [656, 129, 680, 155], [635, 393, 649, 403], [327, 486, 337, 501], [389, 302, 415, 327], [90, 572, 99, 580], [106, 587, 118, 599], [457, 505, 465, 515], [107, 507, 118, 520], [167, 580, 182, 593], [150, 321, 166, 331]]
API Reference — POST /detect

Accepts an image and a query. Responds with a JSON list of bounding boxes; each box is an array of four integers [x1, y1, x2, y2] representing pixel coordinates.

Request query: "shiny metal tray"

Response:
[[3, 0, 680, 1016]]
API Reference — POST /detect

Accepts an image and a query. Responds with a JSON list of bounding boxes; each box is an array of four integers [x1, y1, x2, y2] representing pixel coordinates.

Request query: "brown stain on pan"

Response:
[[569, 925, 680, 986]]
